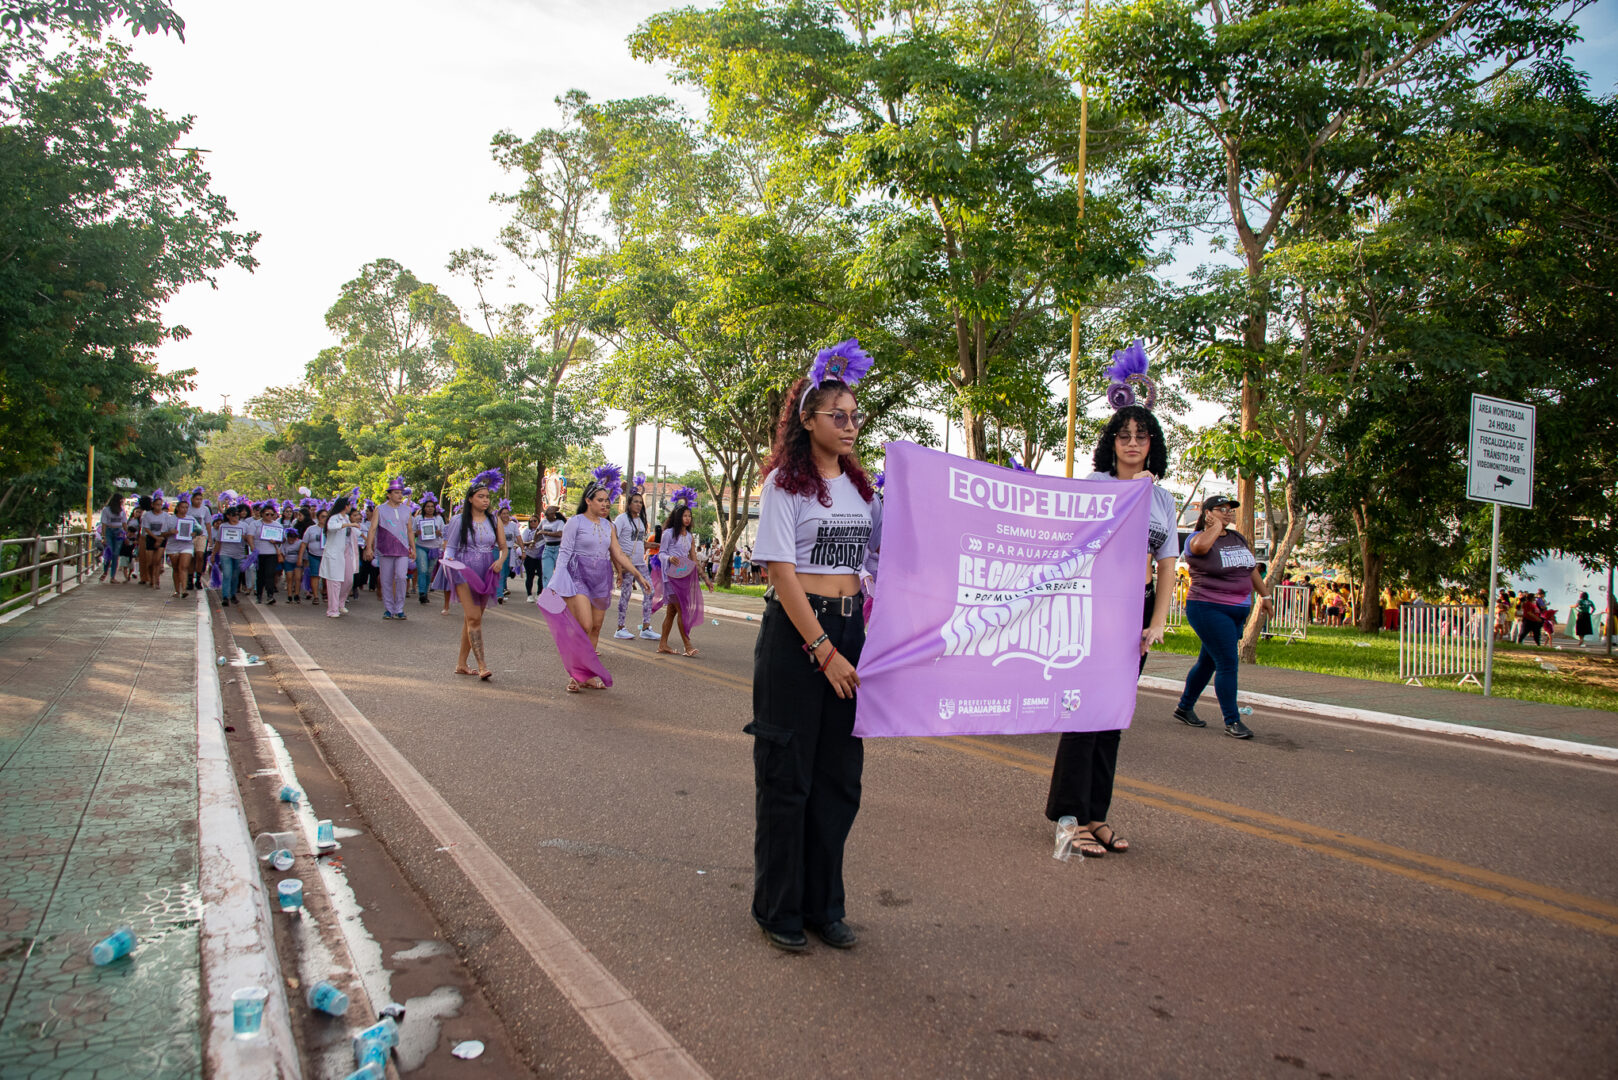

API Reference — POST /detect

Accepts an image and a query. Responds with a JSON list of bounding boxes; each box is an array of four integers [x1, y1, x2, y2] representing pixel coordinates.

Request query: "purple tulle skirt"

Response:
[[535, 589, 613, 686], [650, 554, 705, 638], [550, 553, 615, 610], [433, 549, 500, 609]]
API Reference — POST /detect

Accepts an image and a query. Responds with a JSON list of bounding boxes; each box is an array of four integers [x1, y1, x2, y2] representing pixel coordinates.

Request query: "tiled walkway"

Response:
[[0, 586, 202, 1078]]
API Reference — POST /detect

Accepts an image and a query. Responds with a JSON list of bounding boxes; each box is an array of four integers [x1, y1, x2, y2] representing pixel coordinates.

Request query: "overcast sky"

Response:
[[134, 0, 1618, 481]]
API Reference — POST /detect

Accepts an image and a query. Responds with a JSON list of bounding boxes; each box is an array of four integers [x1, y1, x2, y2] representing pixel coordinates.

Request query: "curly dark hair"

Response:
[[1092, 405, 1167, 479], [764, 376, 876, 507]]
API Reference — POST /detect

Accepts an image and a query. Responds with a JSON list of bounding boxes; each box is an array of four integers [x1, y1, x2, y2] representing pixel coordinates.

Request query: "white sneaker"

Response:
[[639, 628, 659, 640], [613, 628, 635, 640], [341, 606, 349, 614]]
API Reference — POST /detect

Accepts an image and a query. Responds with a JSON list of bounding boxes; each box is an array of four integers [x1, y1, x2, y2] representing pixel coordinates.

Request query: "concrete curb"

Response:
[[1136, 674, 1618, 763], [195, 596, 303, 1078]]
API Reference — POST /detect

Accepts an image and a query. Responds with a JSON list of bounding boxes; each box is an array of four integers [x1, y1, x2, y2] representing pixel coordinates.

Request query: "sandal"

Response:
[[1072, 828, 1107, 858], [584, 676, 606, 690], [566, 678, 582, 693], [657, 645, 675, 655], [1091, 823, 1129, 853], [454, 667, 474, 676], [683, 646, 700, 658], [479, 669, 493, 681]]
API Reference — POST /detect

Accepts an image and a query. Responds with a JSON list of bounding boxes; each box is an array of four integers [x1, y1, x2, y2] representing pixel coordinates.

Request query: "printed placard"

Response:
[[219, 525, 243, 544], [260, 524, 286, 543], [420, 521, 439, 541], [174, 518, 194, 540], [853, 441, 1149, 738]]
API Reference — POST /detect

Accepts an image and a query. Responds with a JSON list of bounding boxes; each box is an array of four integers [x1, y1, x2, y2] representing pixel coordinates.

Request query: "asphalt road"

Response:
[[227, 589, 1618, 1080]]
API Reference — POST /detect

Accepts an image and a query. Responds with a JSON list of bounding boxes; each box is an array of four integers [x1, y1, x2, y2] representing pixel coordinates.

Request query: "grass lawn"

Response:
[[1158, 623, 1618, 713], [714, 583, 767, 597]]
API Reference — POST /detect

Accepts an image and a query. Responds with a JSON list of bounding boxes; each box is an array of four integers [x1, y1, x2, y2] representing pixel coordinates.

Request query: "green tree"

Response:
[[174, 415, 288, 501], [305, 258, 463, 428], [632, 0, 1145, 459], [0, 24, 257, 483]]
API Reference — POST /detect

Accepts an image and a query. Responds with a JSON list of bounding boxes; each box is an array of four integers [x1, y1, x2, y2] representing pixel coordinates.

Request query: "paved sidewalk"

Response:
[[0, 585, 205, 1078], [1141, 649, 1618, 750]]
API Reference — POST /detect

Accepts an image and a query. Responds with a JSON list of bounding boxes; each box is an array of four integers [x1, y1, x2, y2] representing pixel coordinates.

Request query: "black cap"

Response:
[[1203, 494, 1240, 511]]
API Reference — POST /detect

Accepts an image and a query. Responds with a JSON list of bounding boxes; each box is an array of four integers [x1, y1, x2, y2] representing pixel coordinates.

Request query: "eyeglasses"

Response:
[[1114, 430, 1151, 444], [813, 409, 868, 430]]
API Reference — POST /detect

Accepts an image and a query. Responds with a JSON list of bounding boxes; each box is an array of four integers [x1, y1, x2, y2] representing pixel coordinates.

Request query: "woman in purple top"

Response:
[[432, 472, 508, 681], [652, 497, 715, 656], [547, 478, 651, 691], [1174, 495, 1273, 739]]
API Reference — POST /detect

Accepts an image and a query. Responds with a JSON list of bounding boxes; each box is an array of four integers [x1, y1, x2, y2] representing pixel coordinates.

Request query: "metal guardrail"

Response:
[[1166, 582, 1188, 630], [1260, 583, 1310, 643], [1399, 603, 1487, 688], [0, 532, 93, 614]]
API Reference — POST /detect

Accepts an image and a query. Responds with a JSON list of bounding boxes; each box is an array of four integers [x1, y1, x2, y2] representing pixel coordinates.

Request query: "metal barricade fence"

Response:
[[1399, 603, 1486, 687], [1260, 583, 1310, 643], [1166, 582, 1188, 630], [0, 532, 93, 616]]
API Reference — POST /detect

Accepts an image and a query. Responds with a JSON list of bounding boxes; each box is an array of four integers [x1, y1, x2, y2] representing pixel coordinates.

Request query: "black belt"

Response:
[[766, 587, 860, 618]]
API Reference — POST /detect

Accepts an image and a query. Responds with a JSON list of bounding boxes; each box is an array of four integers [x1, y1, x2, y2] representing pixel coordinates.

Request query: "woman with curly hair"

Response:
[[747, 339, 882, 953], [432, 470, 509, 680]]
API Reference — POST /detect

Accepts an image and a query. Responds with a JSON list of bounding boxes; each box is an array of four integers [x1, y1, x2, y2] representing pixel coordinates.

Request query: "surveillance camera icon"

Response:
[[1494, 475, 1512, 490]]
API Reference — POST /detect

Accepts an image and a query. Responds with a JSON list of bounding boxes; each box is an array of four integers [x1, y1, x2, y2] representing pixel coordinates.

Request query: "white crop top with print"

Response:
[[753, 469, 882, 577]]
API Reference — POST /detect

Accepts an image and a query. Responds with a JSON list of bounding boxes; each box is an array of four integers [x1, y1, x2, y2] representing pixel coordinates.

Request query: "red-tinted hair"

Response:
[[764, 377, 876, 507]]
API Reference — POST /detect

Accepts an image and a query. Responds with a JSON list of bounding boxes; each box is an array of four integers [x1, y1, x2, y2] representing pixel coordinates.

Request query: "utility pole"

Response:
[[652, 424, 662, 509], [625, 420, 637, 507]]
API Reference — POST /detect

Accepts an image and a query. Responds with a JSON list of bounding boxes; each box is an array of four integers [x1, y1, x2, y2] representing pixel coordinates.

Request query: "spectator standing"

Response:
[[1174, 495, 1272, 739]]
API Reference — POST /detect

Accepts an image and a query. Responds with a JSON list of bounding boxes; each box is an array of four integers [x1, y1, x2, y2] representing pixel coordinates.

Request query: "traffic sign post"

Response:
[[1466, 394, 1536, 696]]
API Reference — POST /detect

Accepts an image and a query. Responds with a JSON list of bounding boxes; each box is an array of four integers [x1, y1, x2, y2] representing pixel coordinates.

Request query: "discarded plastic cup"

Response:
[[232, 986, 268, 1038], [1238, 706, 1254, 716], [90, 926, 135, 965], [277, 879, 303, 912], [352, 1016, 399, 1051], [217, 655, 227, 665], [277, 785, 301, 805], [269, 849, 295, 872], [316, 819, 336, 850], [354, 1034, 389, 1069], [254, 831, 298, 860], [1053, 816, 1078, 863], [306, 979, 349, 1017], [341, 1064, 383, 1080]]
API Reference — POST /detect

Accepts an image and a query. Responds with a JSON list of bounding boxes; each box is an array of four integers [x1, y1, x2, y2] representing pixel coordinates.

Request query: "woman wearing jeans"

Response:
[[1174, 495, 1272, 739]]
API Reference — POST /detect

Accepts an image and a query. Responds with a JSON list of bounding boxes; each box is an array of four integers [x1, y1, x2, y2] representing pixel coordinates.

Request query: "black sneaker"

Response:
[[419, 595, 428, 604], [761, 927, 808, 952], [807, 921, 858, 949], [1174, 706, 1207, 728], [1225, 719, 1254, 739]]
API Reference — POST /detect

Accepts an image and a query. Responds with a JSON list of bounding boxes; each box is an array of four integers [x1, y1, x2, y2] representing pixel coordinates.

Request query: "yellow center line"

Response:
[[498, 603, 1618, 936], [945, 737, 1618, 937]]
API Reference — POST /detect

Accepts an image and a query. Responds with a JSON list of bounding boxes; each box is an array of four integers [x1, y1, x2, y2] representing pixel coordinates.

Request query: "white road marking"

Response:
[[250, 602, 713, 1080]]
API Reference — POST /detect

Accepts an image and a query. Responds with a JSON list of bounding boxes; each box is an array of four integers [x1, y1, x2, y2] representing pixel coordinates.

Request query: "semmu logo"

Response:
[[937, 698, 956, 721]]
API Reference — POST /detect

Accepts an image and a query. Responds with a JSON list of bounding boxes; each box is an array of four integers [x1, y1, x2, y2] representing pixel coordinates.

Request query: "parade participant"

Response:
[[159, 493, 194, 599], [612, 489, 657, 640], [414, 492, 445, 604], [496, 501, 519, 604], [520, 515, 543, 598], [1575, 591, 1596, 645], [434, 470, 508, 680], [1044, 341, 1181, 859], [540, 465, 651, 692], [303, 508, 327, 605], [281, 505, 307, 604], [539, 504, 565, 587], [366, 477, 417, 621], [1176, 494, 1272, 738], [141, 492, 168, 588], [747, 338, 882, 952], [321, 495, 359, 617], [186, 489, 211, 592], [247, 502, 285, 604], [215, 505, 247, 607], [97, 493, 127, 584], [652, 490, 714, 655]]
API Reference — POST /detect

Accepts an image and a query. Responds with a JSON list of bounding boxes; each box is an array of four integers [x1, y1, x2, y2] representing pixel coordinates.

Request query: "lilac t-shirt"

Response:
[[1185, 529, 1257, 607]]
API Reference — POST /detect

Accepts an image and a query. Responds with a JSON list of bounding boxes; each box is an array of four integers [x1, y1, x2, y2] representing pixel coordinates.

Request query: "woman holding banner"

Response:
[[748, 339, 882, 952], [1045, 342, 1179, 859]]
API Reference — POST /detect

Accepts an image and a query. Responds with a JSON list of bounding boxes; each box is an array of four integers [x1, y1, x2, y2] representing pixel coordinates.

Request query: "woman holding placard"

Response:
[[748, 339, 882, 952], [247, 503, 285, 604], [414, 492, 445, 605], [215, 506, 248, 607], [1045, 342, 1180, 859], [163, 495, 196, 599]]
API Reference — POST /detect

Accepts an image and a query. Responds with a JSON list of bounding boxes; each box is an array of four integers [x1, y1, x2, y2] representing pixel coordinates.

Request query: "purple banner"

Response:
[[854, 441, 1150, 737]]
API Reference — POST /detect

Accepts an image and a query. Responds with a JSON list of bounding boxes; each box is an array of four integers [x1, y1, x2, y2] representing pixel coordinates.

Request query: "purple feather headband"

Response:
[[669, 485, 698, 510], [587, 463, 623, 503], [1104, 338, 1157, 411], [470, 467, 504, 494], [800, 338, 874, 416]]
